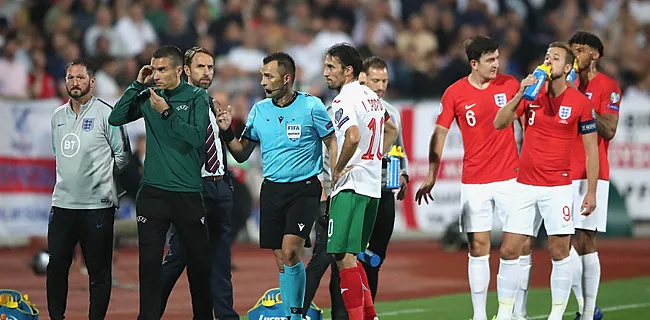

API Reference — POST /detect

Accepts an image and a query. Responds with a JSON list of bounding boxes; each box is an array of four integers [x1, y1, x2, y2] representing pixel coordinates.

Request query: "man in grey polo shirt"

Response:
[[48, 59, 130, 320]]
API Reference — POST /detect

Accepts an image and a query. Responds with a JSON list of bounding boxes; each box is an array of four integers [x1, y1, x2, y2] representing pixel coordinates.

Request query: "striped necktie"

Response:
[[205, 123, 220, 174]]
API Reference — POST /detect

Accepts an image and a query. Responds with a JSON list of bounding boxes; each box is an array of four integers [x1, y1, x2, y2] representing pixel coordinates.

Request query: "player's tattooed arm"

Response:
[[594, 112, 618, 141]]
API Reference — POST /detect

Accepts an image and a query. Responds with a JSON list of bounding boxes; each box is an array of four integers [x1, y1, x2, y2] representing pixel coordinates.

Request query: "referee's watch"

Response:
[[161, 107, 173, 120], [400, 172, 410, 183]]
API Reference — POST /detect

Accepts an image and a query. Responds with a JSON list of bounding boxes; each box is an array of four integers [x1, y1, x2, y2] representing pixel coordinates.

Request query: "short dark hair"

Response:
[[184, 46, 213, 66], [326, 43, 362, 78], [65, 59, 95, 78], [361, 56, 388, 73], [549, 41, 575, 66], [464, 35, 500, 63], [568, 31, 604, 58], [262, 52, 296, 81], [153, 45, 183, 67]]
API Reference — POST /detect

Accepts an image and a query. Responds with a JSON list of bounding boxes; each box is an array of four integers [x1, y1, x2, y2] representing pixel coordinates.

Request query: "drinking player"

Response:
[[415, 35, 526, 320], [492, 42, 599, 320], [568, 31, 621, 320]]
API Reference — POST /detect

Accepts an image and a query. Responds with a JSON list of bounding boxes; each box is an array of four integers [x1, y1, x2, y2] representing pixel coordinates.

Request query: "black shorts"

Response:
[[259, 175, 321, 249]]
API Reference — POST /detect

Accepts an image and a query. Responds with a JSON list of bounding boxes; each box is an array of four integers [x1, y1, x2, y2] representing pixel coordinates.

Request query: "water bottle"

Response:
[[357, 249, 381, 267], [523, 64, 552, 101], [386, 146, 404, 189], [566, 60, 578, 83]]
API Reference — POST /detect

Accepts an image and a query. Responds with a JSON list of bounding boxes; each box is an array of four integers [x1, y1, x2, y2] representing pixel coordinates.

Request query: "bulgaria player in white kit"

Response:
[[323, 43, 398, 320], [493, 42, 599, 320], [415, 35, 527, 320], [568, 31, 621, 320]]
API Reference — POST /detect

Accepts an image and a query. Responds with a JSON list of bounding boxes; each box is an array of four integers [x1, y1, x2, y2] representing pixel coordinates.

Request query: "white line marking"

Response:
[[323, 308, 428, 320], [528, 302, 650, 319]]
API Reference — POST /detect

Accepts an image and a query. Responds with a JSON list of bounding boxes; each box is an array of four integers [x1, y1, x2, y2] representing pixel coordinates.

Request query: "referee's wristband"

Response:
[[220, 127, 235, 142]]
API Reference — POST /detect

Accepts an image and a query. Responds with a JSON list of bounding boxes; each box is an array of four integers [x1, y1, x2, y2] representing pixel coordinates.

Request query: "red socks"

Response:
[[339, 264, 378, 320], [339, 266, 365, 320], [357, 261, 378, 320]]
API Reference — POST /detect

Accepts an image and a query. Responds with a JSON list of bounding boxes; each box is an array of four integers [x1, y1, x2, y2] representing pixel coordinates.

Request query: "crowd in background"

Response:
[[2, 0, 650, 241], [2, 0, 650, 103]]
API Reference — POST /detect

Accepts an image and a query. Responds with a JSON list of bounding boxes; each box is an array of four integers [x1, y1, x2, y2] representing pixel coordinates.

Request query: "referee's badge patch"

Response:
[[82, 118, 95, 132], [287, 124, 301, 141]]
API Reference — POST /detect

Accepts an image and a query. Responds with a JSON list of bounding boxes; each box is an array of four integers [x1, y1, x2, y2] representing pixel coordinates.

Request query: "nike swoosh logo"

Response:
[[96, 223, 104, 228], [340, 288, 348, 294], [57, 123, 65, 127], [464, 103, 476, 110]]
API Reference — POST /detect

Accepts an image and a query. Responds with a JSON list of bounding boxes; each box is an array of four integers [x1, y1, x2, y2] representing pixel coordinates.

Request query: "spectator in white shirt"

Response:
[[0, 33, 28, 99], [84, 6, 119, 57], [113, 1, 157, 58]]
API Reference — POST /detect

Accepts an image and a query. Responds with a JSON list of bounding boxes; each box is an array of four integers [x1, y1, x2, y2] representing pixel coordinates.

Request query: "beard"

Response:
[[550, 71, 565, 80], [67, 85, 90, 99], [192, 76, 213, 89]]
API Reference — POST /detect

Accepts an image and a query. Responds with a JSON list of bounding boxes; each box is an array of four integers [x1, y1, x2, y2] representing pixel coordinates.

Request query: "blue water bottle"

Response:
[[386, 146, 404, 189], [357, 248, 381, 267], [523, 64, 552, 101], [566, 60, 579, 84]]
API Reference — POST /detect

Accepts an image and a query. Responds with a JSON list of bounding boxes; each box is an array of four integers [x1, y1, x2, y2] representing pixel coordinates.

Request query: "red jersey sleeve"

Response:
[[435, 88, 455, 128], [600, 80, 622, 116], [578, 96, 597, 135]]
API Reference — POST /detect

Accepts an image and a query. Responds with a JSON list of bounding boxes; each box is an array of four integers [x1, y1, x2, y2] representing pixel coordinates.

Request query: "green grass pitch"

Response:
[[244, 277, 650, 319]]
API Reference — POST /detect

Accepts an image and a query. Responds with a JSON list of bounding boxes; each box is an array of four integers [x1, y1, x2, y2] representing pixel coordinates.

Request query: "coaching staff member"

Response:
[[108, 45, 213, 320], [358, 57, 409, 300], [48, 59, 130, 320], [217, 52, 337, 320], [155, 46, 239, 320]]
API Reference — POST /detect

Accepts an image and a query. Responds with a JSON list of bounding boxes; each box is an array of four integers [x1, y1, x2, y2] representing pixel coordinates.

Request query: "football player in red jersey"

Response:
[[415, 35, 528, 320], [492, 42, 599, 320], [567, 31, 621, 320]]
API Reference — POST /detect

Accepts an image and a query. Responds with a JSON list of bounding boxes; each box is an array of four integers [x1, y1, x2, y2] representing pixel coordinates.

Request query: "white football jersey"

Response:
[[330, 81, 387, 199]]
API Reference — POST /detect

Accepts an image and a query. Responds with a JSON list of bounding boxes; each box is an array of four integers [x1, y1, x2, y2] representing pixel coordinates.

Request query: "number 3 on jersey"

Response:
[[361, 117, 385, 160]]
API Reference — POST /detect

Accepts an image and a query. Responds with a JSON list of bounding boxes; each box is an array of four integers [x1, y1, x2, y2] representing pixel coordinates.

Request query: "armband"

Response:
[[579, 119, 597, 134], [221, 127, 235, 142]]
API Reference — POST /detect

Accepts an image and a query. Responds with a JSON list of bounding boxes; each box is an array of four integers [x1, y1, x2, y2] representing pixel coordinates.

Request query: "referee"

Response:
[[48, 59, 130, 320], [108, 45, 213, 320], [358, 56, 409, 300], [155, 47, 239, 320], [216, 52, 337, 320]]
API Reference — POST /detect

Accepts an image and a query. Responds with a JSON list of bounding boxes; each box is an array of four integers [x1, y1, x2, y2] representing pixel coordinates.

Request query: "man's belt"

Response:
[[203, 175, 223, 181]]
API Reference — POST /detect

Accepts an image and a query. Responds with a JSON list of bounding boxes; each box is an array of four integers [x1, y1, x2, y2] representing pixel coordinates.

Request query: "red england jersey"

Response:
[[571, 72, 621, 181], [518, 86, 596, 186], [436, 74, 522, 184]]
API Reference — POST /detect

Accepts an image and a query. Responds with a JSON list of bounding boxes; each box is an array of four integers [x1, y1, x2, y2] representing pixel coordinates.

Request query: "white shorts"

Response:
[[572, 179, 609, 232], [503, 183, 574, 237], [459, 178, 516, 233]]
